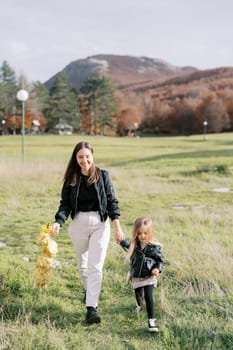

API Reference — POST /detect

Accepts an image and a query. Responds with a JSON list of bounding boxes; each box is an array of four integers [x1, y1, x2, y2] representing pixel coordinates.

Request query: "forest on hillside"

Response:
[[119, 67, 233, 135], [1, 60, 233, 136]]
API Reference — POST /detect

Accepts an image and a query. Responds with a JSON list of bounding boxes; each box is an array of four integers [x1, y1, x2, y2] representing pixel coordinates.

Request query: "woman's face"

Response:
[[76, 147, 94, 175]]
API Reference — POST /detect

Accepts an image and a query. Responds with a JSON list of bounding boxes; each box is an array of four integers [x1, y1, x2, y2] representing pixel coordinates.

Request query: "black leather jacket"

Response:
[[120, 240, 164, 278], [55, 169, 120, 225]]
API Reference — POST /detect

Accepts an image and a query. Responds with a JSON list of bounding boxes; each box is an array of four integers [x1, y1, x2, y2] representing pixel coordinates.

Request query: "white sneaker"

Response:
[[135, 304, 143, 313], [148, 318, 159, 332]]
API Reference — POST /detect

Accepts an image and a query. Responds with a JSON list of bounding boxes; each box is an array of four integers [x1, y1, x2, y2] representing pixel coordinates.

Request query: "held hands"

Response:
[[114, 228, 124, 243], [51, 223, 60, 236], [151, 268, 160, 277], [112, 219, 124, 243]]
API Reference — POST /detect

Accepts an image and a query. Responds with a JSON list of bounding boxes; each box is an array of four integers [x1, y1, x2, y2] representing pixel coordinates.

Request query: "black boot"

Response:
[[86, 306, 101, 324]]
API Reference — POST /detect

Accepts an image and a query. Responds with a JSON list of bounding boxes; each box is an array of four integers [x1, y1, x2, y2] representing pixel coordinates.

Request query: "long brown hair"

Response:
[[128, 217, 156, 257], [63, 141, 100, 186]]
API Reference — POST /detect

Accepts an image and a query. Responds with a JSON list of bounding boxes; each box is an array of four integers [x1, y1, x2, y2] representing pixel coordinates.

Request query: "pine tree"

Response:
[[32, 82, 50, 118], [0, 61, 19, 119], [48, 72, 79, 130], [80, 75, 118, 135]]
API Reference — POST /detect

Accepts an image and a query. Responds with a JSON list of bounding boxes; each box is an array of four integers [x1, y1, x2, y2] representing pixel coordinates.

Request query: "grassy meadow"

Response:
[[0, 133, 233, 350]]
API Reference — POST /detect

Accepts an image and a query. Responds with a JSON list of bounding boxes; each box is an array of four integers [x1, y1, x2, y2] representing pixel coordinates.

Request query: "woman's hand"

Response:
[[114, 229, 124, 243], [151, 268, 160, 277], [51, 223, 60, 236], [112, 219, 124, 243]]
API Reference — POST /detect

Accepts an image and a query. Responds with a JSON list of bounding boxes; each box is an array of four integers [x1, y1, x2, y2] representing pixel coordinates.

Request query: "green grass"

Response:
[[0, 133, 233, 349]]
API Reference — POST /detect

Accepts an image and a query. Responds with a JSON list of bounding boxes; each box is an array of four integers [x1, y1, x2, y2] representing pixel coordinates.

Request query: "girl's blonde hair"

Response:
[[128, 217, 156, 257]]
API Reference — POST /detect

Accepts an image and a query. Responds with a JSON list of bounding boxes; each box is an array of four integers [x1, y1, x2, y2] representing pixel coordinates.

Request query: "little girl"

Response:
[[120, 217, 164, 332]]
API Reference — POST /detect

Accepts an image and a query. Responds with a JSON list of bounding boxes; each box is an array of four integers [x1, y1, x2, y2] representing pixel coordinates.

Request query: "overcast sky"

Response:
[[0, 0, 232, 83]]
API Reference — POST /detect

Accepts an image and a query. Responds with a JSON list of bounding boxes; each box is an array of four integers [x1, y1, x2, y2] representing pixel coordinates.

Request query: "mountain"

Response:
[[122, 66, 233, 106], [123, 66, 233, 93], [42, 54, 233, 135], [44, 54, 197, 91]]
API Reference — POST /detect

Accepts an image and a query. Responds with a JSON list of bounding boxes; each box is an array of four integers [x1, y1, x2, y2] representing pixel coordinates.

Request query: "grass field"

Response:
[[0, 133, 233, 350]]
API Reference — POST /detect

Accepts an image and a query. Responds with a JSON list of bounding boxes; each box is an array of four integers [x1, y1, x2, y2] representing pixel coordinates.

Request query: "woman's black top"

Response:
[[55, 169, 120, 225], [77, 174, 99, 212]]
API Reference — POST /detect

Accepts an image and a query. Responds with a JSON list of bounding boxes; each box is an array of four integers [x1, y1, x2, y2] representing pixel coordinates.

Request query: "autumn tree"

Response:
[[204, 98, 229, 132], [116, 106, 141, 136], [145, 100, 174, 134], [221, 90, 233, 131], [169, 98, 199, 135]]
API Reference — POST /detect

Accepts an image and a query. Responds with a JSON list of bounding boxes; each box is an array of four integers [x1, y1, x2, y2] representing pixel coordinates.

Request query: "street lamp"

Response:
[[100, 104, 106, 136], [1, 119, 6, 135], [203, 121, 208, 141], [134, 122, 138, 137], [16, 89, 29, 163]]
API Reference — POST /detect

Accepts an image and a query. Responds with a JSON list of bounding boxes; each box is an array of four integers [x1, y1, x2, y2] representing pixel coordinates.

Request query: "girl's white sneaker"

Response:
[[135, 304, 143, 313], [148, 318, 159, 332]]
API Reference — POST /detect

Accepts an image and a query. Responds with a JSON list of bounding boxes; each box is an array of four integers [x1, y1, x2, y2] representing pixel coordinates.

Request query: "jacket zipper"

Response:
[[137, 248, 145, 277], [74, 177, 81, 216]]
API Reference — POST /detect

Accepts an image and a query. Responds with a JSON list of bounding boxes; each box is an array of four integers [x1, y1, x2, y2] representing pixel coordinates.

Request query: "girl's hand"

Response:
[[151, 268, 159, 277], [51, 223, 60, 236]]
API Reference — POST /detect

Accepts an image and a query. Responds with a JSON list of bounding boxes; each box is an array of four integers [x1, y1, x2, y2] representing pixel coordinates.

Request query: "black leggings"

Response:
[[134, 284, 155, 319]]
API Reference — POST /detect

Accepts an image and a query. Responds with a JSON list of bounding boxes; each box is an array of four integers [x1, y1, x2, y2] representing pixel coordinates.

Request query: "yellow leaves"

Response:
[[35, 256, 53, 270], [37, 231, 50, 245], [41, 223, 53, 234], [46, 240, 58, 258], [34, 223, 58, 288]]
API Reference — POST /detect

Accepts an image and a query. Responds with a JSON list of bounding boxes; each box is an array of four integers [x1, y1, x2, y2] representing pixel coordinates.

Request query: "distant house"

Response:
[[31, 120, 41, 134], [55, 123, 73, 135]]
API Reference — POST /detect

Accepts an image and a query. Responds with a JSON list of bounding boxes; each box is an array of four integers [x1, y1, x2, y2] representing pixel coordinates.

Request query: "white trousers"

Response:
[[68, 211, 110, 308]]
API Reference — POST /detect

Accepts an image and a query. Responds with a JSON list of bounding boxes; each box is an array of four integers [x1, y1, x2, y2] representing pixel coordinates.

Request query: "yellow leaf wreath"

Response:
[[35, 223, 58, 288]]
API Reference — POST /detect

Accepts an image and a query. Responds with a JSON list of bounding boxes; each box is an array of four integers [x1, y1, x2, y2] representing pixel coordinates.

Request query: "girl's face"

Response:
[[76, 148, 93, 175], [137, 227, 149, 245]]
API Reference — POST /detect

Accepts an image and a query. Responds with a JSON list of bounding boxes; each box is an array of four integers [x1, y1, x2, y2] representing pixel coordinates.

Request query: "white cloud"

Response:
[[8, 41, 30, 56]]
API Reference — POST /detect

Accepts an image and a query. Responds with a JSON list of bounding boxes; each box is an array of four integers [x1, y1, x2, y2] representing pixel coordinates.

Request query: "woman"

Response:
[[51, 141, 124, 324]]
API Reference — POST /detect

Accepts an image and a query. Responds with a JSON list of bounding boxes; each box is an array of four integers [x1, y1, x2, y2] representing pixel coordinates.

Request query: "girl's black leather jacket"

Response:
[[55, 169, 120, 225], [120, 240, 164, 278]]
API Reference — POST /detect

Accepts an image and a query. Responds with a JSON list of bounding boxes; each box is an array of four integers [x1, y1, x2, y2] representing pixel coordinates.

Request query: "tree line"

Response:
[[0, 61, 119, 136], [127, 68, 233, 135], [1, 60, 233, 137], [139, 85, 233, 135]]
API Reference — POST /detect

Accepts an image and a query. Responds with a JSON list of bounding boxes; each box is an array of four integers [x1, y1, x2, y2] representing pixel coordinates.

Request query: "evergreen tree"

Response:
[[32, 81, 50, 118], [48, 72, 79, 130], [80, 75, 118, 135], [0, 61, 19, 119]]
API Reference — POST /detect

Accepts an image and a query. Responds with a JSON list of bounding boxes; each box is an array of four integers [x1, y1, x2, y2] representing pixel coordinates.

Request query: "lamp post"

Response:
[[100, 104, 106, 136], [134, 122, 138, 137], [1, 119, 6, 135], [203, 121, 208, 141], [16, 89, 29, 163]]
